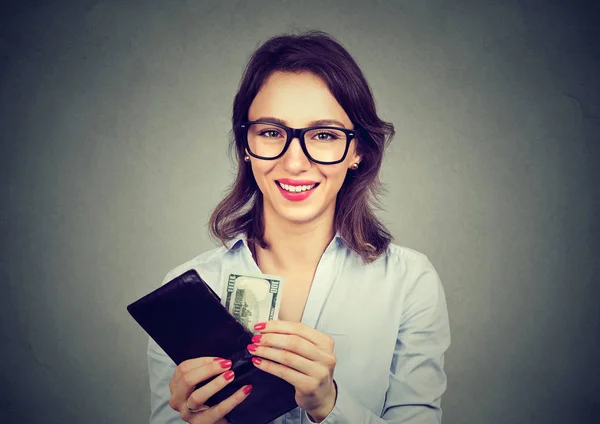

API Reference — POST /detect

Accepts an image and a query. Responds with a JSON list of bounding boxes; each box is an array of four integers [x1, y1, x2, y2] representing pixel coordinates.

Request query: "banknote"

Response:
[[221, 272, 285, 334]]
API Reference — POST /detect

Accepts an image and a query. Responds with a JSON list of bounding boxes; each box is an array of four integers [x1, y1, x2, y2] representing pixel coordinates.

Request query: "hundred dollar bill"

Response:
[[221, 272, 284, 334]]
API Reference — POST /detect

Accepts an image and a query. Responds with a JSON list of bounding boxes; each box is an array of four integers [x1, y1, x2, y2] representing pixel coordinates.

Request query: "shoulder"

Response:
[[371, 241, 444, 303], [383, 242, 447, 314], [386, 242, 437, 270], [336, 240, 443, 304], [369, 241, 440, 281]]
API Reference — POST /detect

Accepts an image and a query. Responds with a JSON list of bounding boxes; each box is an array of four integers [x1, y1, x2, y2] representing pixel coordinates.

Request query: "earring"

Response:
[[244, 155, 250, 162], [350, 162, 359, 170]]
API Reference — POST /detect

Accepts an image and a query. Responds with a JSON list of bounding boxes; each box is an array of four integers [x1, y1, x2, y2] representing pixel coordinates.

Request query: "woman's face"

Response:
[[246, 71, 361, 226]]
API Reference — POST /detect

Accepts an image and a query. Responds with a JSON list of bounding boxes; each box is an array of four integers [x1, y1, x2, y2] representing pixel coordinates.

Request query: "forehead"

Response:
[[248, 71, 351, 127]]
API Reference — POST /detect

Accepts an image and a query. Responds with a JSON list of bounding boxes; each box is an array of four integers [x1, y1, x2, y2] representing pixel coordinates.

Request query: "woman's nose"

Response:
[[281, 137, 311, 170]]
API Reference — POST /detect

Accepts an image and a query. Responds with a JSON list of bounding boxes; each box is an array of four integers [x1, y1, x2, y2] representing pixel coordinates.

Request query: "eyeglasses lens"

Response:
[[246, 123, 347, 163]]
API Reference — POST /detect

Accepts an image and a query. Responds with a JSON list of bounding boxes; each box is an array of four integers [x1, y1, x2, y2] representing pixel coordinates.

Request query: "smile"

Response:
[[275, 181, 320, 201], [278, 182, 317, 192]]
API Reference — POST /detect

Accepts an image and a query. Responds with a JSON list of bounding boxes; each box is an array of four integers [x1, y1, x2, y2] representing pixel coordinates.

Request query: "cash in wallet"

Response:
[[127, 269, 297, 424]]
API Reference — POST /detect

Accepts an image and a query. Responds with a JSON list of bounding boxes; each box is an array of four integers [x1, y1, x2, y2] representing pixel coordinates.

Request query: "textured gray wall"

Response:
[[1, 1, 598, 423]]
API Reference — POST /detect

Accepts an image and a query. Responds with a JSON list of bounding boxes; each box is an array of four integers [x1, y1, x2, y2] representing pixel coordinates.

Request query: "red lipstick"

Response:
[[275, 180, 319, 202], [276, 178, 319, 186]]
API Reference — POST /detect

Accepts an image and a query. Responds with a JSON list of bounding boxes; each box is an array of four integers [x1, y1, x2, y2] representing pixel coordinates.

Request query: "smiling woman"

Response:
[[147, 30, 451, 424], [212, 33, 396, 264]]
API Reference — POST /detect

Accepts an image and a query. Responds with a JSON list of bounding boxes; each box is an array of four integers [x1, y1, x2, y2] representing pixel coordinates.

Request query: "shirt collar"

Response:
[[224, 233, 248, 250]]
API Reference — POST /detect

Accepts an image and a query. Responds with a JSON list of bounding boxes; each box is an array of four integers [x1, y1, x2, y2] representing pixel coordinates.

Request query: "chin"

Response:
[[278, 210, 320, 224], [262, 184, 335, 223]]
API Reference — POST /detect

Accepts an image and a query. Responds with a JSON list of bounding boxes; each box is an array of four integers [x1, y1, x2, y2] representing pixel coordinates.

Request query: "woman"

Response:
[[148, 30, 451, 424]]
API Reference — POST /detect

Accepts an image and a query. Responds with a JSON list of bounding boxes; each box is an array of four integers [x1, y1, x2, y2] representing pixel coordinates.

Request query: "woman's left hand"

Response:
[[247, 320, 337, 421]]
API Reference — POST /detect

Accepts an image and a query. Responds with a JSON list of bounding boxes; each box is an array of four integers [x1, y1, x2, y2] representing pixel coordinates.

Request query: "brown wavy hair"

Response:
[[208, 30, 395, 264]]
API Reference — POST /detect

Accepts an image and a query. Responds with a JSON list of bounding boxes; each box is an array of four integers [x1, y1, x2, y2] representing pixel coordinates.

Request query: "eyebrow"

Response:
[[253, 116, 348, 129]]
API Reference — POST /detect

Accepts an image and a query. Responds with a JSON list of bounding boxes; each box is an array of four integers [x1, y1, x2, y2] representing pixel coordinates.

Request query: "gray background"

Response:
[[1, 0, 598, 423]]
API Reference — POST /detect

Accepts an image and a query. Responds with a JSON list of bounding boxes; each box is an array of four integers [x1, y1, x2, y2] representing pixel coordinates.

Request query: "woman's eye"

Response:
[[262, 130, 282, 138], [316, 132, 336, 141]]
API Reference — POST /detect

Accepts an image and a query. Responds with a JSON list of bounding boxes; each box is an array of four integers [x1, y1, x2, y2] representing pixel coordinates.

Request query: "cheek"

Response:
[[251, 163, 275, 188], [323, 167, 349, 191]]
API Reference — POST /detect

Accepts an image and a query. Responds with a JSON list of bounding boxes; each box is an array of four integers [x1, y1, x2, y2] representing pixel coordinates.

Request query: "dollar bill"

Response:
[[221, 272, 285, 334]]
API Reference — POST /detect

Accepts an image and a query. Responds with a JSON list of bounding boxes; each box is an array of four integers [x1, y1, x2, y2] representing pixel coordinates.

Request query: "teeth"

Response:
[[279, 183, 316, 193]]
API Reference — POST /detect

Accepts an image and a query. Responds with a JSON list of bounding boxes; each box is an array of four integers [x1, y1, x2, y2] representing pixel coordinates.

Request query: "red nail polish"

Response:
[[243, 385, 253, 395], [251, 335, 262, 344], [223, 370, 235, 381], [247, 344, 258, 352], [252, 357, 262, 365], [254, 322, 266, 331], [219, 360, 232, 369], [213, 357, 224, 361]]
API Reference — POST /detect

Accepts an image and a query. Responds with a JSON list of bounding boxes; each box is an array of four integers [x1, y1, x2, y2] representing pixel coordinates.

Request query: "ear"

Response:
[[350, 137, 362, 166]]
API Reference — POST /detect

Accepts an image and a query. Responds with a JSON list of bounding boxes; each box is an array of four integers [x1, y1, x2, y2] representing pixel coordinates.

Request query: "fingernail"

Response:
[[252, 357, 262, 365], [219, 360, 232, 369], [254, 322, 266, 331], [213, 357, 224, 361], [251, 335, 262, 343], [223, 370, 235, 381], [247, 344, 258, 352], [243, 385, 253, 395]]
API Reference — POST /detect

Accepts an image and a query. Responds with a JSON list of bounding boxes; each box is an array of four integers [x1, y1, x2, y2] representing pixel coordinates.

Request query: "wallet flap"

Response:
[[127, 269, 253, 364]]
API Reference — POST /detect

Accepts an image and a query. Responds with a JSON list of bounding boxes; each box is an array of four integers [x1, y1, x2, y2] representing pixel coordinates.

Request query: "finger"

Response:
[[172, 356, 223, 384], [248, 343, 315, 375], [255, 321, 334, 350], [251, 356, 316, 391], [170, 357, 222, 402], [201, 385, 253, 423], [181, 369, 236, 420], [170, 359, 232, 410], [174, 358, 232, 401], [252, 333, 327, 362]]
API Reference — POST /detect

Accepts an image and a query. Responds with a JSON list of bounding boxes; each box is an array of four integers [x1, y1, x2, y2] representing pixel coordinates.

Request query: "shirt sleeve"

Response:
[[147, 270, 188, 424], [304, 254, 451, 423], [148, 336, 187, 423]]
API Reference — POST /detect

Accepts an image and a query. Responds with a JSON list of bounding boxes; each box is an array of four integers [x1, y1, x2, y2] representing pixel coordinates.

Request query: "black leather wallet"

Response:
[[127, 269, 297, 424]]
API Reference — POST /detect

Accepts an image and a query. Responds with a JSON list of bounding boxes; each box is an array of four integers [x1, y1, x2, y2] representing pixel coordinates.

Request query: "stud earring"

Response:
[[350, 162, 359, 170], [244, 155, 250, 162]]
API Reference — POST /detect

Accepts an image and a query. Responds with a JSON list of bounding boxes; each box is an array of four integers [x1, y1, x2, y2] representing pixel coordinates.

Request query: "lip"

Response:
[[276, 178, 319, 186], [275, 181, 319, 201]]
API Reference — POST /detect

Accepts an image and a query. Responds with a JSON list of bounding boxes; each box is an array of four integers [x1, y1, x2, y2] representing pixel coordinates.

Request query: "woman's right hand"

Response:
[[168, 356, 252, 423]]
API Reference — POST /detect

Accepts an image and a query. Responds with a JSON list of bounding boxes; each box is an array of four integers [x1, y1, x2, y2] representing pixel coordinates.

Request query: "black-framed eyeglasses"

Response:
[[240, 121, 356, 165]]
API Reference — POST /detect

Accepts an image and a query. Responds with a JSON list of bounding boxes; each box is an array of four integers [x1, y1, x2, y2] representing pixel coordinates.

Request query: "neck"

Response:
[[255, 202, 336, 271]]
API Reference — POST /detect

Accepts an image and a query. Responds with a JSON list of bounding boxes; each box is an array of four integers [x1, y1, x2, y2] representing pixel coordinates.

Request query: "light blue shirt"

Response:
[[147, 232, 451, 423]]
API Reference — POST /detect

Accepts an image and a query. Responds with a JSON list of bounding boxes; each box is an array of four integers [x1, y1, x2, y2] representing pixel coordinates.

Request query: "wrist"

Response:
[[306, 381, 338, 423]]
